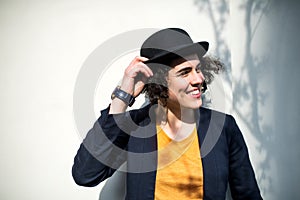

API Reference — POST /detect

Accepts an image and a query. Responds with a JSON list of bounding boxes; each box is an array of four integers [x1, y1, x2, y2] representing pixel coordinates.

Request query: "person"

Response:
[[72, 28, 263, 200]]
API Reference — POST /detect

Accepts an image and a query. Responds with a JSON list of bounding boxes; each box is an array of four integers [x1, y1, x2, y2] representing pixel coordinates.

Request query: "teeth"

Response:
[[191, 90, 200, 95]]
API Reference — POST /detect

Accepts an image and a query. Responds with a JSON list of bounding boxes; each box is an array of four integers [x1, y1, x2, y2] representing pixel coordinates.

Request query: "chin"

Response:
[[183, 100, 202, 109]]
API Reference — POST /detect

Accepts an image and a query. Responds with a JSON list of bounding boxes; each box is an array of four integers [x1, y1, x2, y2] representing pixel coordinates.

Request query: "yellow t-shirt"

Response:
[[155, 126, 204, 200]]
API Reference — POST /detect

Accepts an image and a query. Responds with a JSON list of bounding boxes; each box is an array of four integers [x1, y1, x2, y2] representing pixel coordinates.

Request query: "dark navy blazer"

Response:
[[72, 104, 263, 200]]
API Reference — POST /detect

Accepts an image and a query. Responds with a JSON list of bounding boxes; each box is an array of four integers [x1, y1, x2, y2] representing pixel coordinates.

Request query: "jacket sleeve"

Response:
[[72, 106, 131, 187], [227, 115, 263, 200]]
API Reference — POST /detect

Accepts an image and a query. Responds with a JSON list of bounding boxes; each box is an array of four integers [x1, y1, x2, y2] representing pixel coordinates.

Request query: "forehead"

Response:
[[169, 53, 200, 69]]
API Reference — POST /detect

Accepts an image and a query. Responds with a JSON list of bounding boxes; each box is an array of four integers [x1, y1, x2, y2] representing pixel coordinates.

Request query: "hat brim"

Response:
[[144, 41, 209, 64]]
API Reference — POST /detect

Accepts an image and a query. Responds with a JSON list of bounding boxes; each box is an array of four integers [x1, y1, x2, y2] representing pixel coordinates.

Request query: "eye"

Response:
[[195, 63, 202, 73], [178, 68, 192, 77]]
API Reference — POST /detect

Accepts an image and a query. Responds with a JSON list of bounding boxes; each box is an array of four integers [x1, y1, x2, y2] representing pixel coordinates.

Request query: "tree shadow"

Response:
[[194, 0, 273, 198]]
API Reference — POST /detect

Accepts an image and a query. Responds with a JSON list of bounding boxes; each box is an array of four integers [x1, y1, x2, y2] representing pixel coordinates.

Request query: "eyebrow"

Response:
[[175, 63, 201, 75], [175, 66, 192, 75]]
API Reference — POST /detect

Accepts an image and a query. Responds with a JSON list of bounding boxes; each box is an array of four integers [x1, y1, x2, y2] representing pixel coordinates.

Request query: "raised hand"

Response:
[[109, 56, 153, 113], [120, 56, 153, 97]]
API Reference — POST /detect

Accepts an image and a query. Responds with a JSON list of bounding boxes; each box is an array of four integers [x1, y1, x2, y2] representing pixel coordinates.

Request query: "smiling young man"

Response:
[[167, 54, 205, 109], [72, 28, 263, 200]]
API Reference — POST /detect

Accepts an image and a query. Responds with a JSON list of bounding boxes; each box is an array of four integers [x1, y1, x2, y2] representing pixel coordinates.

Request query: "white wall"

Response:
[[1, 0, 299, 199], [0, 0, 227, 199]]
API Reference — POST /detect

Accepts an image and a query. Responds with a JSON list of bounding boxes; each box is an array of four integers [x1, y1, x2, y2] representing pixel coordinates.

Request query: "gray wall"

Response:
[[231, 0, 300, 199], [263, 0, 300, 199]]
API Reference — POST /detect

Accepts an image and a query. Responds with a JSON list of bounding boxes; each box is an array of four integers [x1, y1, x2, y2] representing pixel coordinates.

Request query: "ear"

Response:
[[201, 81, 207, 93]]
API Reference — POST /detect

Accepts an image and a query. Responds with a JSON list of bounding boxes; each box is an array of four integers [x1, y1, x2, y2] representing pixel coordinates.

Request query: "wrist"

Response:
[[111, 86, 135, 107]]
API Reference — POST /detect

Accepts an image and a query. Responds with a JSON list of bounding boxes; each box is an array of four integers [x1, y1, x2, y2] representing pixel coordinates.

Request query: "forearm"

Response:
[[109, 97, 129, 114], [72, 107, 130, 186], [73, 56, 152, 186], [72, 143, 116, 187]]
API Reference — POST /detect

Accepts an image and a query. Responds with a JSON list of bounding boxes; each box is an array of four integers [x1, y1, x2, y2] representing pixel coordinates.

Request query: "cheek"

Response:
[[173, 79, 189, 90], [167, 79, 189, 97]]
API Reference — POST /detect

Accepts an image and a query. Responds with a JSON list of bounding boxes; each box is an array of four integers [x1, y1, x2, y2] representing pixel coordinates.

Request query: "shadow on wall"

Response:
[[195, 0, 300, 199], [266, 0, 300, 199]]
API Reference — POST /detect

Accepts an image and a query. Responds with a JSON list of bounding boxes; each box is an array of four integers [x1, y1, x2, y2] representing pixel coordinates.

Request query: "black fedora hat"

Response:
[[141, 28, 209, 64]]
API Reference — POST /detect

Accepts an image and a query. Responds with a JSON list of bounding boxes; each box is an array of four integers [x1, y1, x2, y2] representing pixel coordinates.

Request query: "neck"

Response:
[[156, 103, 197, 141]]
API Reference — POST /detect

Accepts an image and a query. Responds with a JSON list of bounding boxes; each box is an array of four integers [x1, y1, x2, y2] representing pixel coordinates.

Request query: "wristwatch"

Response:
[[111, 86, 135, 107]]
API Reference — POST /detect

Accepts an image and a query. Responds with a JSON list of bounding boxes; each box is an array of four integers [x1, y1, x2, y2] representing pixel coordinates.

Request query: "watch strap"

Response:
[[111, 86, 135, 107]]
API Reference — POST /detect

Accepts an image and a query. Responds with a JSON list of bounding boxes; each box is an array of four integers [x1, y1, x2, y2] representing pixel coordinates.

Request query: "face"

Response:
[[166, 54, 205, 111]]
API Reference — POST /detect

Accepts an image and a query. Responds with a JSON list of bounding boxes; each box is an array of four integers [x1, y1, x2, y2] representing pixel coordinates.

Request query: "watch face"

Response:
[[111, 86, 135, 106], [119, 91, 126, 98]]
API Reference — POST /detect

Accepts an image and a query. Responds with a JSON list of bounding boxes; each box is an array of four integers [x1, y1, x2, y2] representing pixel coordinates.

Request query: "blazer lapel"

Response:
[[196, 107, 228, 200], [196, 107, 218, 200]]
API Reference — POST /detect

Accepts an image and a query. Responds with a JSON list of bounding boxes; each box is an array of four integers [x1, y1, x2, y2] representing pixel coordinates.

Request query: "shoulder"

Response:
[[198, 106, 235, 126], [198, 106, 241, 141]]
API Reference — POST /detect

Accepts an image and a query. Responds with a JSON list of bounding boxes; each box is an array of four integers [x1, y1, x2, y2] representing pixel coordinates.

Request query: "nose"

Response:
[[190, 70, 205, 85]]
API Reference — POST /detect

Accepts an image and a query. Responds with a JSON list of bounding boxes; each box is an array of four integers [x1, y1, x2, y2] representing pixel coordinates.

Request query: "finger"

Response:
[[126, 60, 153, 78], [128, 56, 148, 67], [128, 64, 153, 78], [137, 56, 149, 62], [138, 62, 153, 77]]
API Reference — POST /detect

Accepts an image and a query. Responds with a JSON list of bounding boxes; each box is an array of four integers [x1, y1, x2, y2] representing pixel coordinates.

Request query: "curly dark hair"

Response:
[[142, 55, 225, 106]]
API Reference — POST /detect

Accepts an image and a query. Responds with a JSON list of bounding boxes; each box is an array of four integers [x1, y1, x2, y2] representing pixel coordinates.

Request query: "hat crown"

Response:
[[141, 28, 194, 59]]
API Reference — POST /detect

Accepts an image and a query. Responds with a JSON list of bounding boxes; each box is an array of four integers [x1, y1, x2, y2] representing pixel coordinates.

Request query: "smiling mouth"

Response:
[[186, 82, 207, 96], [186, 88, 201, 98], [190, 90, 200, 95]]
